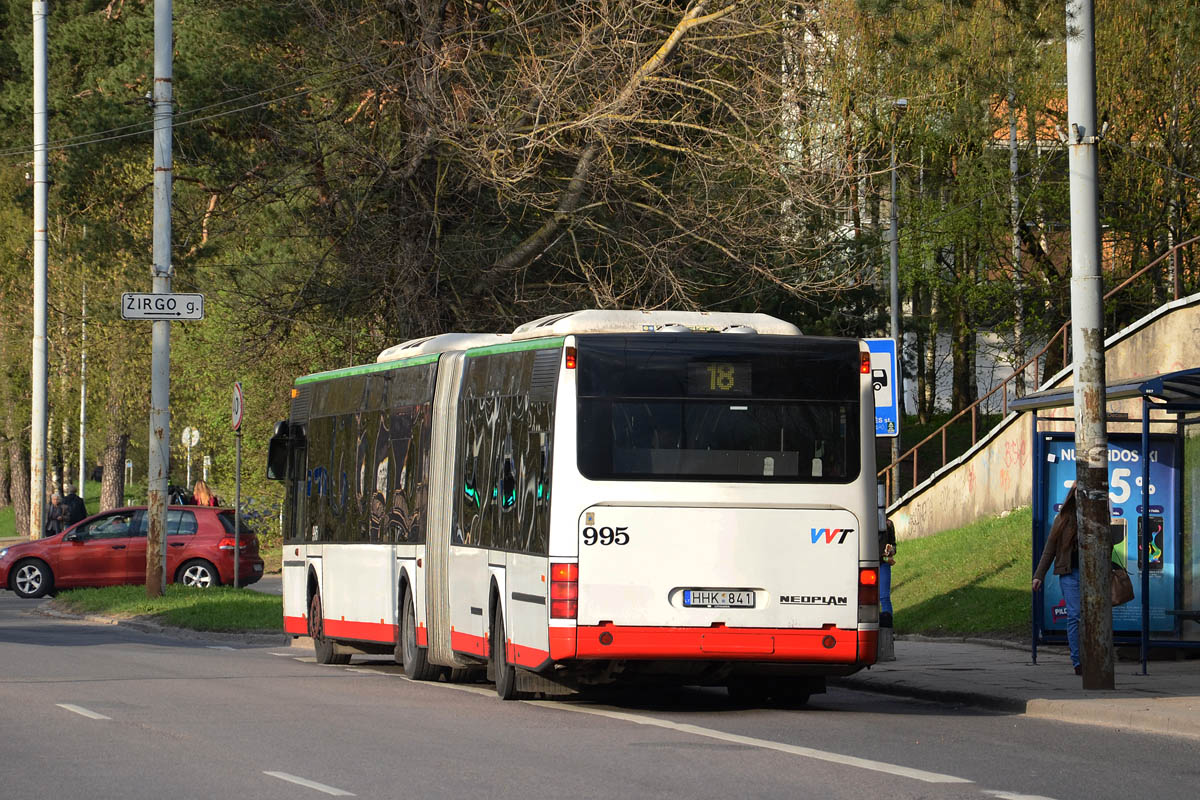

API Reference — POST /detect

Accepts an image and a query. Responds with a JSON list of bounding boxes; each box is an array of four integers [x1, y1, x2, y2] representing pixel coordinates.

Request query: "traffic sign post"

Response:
[[121, 292, 205, 321], [182, 426, 200, 488], [866, 338, 900, 438]]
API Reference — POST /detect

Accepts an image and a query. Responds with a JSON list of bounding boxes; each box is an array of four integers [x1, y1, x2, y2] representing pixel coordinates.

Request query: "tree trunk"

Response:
[[99, 385, 128, 512], [6, 421, 31, 539], [0, 453, 9, 509]]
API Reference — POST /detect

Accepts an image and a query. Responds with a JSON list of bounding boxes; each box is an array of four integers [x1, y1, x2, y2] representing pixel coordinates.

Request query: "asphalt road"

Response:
[[1, 589, 1196, 800]]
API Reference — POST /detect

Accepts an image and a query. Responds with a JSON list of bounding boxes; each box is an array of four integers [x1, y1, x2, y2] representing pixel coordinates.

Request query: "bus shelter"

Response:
[[1011, 367, 1200, 673]]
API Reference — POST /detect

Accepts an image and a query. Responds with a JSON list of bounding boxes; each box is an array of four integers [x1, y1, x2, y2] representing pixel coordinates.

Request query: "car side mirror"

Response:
[[64, 531, 84, 542]]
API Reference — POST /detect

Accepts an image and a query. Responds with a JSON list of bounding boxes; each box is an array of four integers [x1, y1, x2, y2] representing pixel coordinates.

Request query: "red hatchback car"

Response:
[[0, 506, 264, 599]]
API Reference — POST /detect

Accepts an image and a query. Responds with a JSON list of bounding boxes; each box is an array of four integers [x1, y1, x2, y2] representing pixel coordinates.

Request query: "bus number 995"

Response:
[[582, 526, 629, 546]]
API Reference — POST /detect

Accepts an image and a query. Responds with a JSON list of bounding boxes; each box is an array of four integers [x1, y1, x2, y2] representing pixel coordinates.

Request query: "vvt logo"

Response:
[[811, 528, 852, 544]]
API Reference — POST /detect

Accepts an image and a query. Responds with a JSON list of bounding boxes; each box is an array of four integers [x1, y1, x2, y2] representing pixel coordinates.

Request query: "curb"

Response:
[[35, 604, 290, 647]]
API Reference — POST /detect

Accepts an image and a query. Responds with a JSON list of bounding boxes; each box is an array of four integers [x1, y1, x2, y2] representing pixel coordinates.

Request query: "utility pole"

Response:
[[888, 98, 907, 486], [30, 1, 49, 540], [146, 0, 174, 597], [1065, 0, 1113, 690], [1009, 73, 1025, 396], [79, 270, 87, 500]]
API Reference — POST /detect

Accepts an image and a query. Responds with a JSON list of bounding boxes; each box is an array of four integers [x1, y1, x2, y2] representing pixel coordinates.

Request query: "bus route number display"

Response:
[[687, 361, 750, 396]]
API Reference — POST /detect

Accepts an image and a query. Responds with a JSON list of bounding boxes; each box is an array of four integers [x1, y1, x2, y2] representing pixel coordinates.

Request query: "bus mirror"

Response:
[[266, 428, 289, 480]]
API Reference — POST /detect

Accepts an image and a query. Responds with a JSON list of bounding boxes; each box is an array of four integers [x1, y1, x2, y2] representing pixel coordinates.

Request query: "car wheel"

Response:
[[12, 559, 53, 599], [177, 559, 221, 588], [400, 585, 439, 680], [490, 606, 518, 700], [309, 592, 350, 665]]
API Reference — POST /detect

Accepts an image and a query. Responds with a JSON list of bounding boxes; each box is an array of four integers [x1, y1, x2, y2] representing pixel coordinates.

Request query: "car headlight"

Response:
[[0, 547, 8, 558]]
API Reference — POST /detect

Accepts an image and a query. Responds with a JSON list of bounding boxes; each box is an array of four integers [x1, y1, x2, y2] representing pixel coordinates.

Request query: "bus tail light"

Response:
[[858, 567, 879, 622], [861, 351, 871, 374], [550, 562, 578, 619], [565, 347, 577, 370]]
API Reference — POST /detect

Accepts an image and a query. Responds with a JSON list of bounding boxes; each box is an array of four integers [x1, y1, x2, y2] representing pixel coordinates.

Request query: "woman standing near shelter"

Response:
[[1032, 484, 1081, 675]]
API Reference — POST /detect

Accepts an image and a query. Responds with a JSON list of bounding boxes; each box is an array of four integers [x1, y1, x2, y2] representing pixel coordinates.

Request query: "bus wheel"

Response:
[[309, 592, 350, 665], [401, 586, 439, 681], [490, 609, 518, 700]]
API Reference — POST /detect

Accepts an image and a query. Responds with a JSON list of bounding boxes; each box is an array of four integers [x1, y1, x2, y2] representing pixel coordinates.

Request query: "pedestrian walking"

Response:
[[45, 493, 66, 537], [1033, 484, 1081, 675], [62, 484, 88, 527]]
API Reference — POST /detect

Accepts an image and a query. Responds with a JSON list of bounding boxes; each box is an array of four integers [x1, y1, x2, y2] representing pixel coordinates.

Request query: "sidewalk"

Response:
[[836, 636, 1200, 740]]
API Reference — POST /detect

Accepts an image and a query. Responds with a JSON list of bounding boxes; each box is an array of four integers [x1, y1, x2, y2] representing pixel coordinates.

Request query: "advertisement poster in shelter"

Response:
[[1038, 433, 1178, 633]]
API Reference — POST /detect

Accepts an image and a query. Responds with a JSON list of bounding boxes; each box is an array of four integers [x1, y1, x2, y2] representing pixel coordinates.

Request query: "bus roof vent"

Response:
[[511, 309, 801, 339], [721, 325, 757, 334], [377, 333, 510, 362]]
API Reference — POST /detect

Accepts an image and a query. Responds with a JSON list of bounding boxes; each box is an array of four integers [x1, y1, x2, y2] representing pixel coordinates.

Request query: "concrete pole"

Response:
[[30, 1, 49, 540], [888, 103, 906, 488], [79, 280, 87, 500], [1065, 0, 1114, 690], [146, 0, 174, 597], [1009, 78, 1025, 396]]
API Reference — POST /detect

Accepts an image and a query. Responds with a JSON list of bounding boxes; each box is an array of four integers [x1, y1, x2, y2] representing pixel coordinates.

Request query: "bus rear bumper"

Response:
[[567, 624, 877, 665]]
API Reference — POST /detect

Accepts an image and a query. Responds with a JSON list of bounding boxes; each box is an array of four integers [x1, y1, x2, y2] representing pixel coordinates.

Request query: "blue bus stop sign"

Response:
[[866, 338, 899, 438]]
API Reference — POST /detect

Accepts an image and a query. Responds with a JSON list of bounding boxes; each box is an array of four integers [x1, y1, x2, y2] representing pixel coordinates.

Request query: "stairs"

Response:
[[888, 292, 1200, 540]]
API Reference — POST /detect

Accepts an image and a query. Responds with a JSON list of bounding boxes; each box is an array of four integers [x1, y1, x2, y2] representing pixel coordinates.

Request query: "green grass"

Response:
[[53, 584, 283, 632], [892, 506, 1033, 639]]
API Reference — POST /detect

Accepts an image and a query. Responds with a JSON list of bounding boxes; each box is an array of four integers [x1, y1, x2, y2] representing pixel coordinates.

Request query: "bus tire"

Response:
[[401, 585, 439, 681], [491, 608, 518, 700], [310, 592, 350, 665]]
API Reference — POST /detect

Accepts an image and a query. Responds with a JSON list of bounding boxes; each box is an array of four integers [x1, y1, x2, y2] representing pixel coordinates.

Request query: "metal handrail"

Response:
[[879, 235, 1200, 504]]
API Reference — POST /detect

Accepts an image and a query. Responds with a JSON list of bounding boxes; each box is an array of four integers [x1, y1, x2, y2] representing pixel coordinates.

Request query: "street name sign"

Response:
[[865, 337, 900, 438], [121, 292, 205, 320]]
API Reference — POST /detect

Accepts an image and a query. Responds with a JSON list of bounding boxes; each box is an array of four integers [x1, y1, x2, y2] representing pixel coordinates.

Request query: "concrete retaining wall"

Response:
[[890, 293, 1200, 541]]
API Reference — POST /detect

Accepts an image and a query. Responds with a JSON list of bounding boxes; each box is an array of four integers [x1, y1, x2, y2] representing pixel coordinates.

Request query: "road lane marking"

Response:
[[206, 646, 235, 651], [264, 771, 355, 796], [533, 701, 973, 785], [982, 791, 1058, 800], [403, 678, 971, 785], [57, 704, 110, 720], [270, 652, 296, 656], [346, 668, 390, 675]]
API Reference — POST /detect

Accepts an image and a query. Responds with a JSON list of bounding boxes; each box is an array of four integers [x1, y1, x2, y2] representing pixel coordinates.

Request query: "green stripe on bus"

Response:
[[296, 354, 439, 385], [465, 337, 565, 357]]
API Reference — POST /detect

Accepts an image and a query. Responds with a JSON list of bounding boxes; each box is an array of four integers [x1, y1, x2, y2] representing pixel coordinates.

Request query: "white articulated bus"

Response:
[[268, 310, 879, 702]]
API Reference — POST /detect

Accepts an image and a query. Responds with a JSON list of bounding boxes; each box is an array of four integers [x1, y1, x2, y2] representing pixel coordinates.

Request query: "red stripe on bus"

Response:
[[858, 629, 879, 665], [284, 615, 307, 635], [324, 618, 396, 643], [574, 625, 865, 662], [548, 626, 577, 660], [417, 624, 428, 647], [509, 641, 550, 669], [451, 630, 489, 658]]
